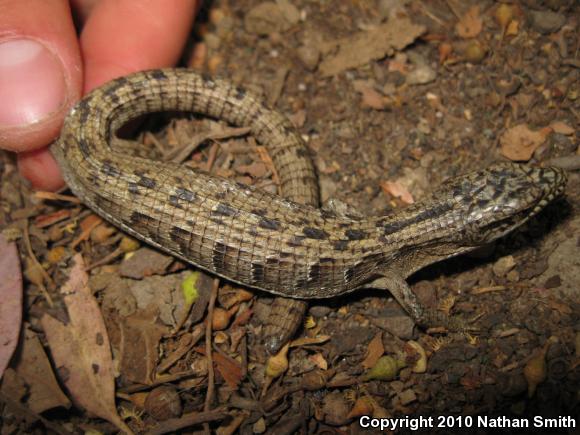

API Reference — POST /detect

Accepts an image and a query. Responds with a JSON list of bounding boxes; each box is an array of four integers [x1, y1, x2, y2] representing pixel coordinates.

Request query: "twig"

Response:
[[84, 247, 124, 271], [417, 0, 446, 27], [156, 323, 205, 374], [0, 391, 72, 435], [203, 278, 220, 434], [471, 285, 507, 294], [444, 0, 462, 19], [204, 142, 220, 173], [34, 191, 81, 204], [144, 408, 229, 435], [166, 126, 251, 164], [23, 220, 54, 306], [255, 144, 281, 188]]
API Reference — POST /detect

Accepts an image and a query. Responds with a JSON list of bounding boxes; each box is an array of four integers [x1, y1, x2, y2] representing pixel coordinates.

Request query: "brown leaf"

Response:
[[119, 306, 167, 384], [319, 18, 425, 77], [362, 332, 384, 369], [438, 42, 453, 64], [456, 6, 483, 38], [236, 161, 269, 178], [505, 19, 520, 36], [34, 209, 71, 228], [290, 335, 331, 348], [549, 121, 575, 136], [460, 371, 482, 390], [353, 80, 387, 110], [41, 255, 132, 433], [119, 247, 174, 279], [10, 329, 70, 413], [546, 297, 573, 315], [500, 124, 550, 161], [380, 180, 414, 204], [309, 353, 329, 370], [194, 346, 243, 388], [0, 234, 22, 378]]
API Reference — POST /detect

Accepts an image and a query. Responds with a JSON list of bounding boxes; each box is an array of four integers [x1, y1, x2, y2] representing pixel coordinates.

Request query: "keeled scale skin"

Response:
[[51, 69, 568, 344]]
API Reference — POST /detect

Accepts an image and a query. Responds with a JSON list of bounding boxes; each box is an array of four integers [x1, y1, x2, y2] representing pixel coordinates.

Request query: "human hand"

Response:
[[0, 0, 197, 191]]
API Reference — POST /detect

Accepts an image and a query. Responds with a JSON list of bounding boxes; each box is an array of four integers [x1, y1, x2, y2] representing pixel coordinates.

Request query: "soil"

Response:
[[1, 0, 579, 433]]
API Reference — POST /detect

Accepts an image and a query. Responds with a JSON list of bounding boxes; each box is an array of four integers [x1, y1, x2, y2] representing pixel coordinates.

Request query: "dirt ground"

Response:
[[1, 0, 579, 433]]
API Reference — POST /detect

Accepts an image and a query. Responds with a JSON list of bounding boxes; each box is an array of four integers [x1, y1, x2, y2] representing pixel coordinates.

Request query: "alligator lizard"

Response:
[[51, 69, 568, 335]]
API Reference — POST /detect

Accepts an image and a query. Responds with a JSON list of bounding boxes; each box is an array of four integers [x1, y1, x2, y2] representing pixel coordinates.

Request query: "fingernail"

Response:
[[0, 39, 67, 127]]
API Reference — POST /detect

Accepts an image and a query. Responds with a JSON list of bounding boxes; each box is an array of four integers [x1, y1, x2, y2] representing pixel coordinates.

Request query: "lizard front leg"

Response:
[[362, 273, 474, 332]]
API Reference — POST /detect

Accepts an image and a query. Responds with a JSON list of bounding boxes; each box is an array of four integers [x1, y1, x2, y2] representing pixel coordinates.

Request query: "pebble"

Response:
[[204, 33, 221, 51], [319, 175, 338, 204], [398, 389, 417, 405], [244, 2, 297, 35], [493, 255, 516, 278], [406, 64, 437, 85], [506, 269, 520, 283], [378, 0, 406, 18], [296, 44, 320, 70], [529, 10, 566, 34]]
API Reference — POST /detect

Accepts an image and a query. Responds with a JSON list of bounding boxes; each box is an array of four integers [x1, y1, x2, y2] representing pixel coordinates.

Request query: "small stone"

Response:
[[398, 388, 417, 405], [296, 44, 320, 70], [244, 1, 298, 35], [276, 0, 300, 25], [463, 40, 487, 63], [406, 65, 437, 85], [417, 118, 431, 135], [529, 10, 566, 34], [253, 417, 266, 434], [493, 255, 516, 277], [385, 70, 406, 86], [506, 269, 520, 283], [309, 305, 332, 318], [204, 33, 221, 50], [319, 175, 338, 204], [378, 0, 405, 18]]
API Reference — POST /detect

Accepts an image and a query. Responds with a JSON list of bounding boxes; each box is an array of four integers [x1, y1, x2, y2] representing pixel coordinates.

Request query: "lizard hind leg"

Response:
[[361, 273, 473, 332]]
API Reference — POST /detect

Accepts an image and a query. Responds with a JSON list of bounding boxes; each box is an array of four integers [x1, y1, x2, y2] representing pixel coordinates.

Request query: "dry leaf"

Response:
[[319, 18, 425, 76], [236, 161, 268, 178], [506, 19, 520, 36], [438, 42, 453, 64], [309, 353, 329, 370], [213, 352, 243, 389], [460, 371, 482, 390], [290, 335, 331, 347], [547, 297, 573, 315], [119, 306, 167, 384], [549, 121, 575, 136], [495, 4, 514, 29], [34, 209, 71, 228], [456, 6, 483, 38], [0, 234, 22, 378], [380, 180, 414, 204], [362, 332, 384, 369], [41, 255, 132, 434], [353, 80, 387, 110], [10, 329, 70, 413], [194, 346, 243, 389], [500, 124, 550, 161]]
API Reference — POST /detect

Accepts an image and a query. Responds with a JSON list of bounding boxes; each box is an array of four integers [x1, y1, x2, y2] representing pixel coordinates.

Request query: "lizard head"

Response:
[[445, 162, 567, 246]]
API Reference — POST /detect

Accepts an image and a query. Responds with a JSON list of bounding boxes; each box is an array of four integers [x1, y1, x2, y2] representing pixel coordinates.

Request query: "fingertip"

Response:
[[18, 148, 65, 191], [81, 0, 197, 91], [0, 0, 83, 153]]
